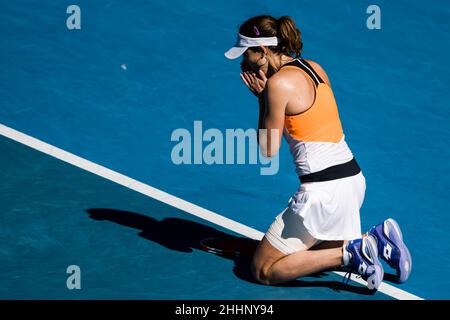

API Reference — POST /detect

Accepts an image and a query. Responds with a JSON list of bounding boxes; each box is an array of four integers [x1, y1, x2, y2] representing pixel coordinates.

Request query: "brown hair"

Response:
[[238, 15, 303, 58]]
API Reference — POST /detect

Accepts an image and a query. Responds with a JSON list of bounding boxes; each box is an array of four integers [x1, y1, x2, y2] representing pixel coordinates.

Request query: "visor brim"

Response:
[[224, 46, 248, 59]]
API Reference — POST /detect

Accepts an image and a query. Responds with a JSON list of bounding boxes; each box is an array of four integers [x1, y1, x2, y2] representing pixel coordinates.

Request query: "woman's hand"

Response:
[[240, 69, 268, 98]]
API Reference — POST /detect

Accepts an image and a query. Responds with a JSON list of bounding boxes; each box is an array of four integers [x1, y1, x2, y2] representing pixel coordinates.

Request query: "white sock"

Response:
[[342, 245, 352, 267]]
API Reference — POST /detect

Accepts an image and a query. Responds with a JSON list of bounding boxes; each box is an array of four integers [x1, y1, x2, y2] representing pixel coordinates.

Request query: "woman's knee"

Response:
[[251, 237, 286, 285], [251, 253, 280, 285], [251, 259, 272, 285]]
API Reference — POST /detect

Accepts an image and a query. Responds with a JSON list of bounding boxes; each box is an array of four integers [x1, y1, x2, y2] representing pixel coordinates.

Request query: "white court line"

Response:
[[0, 123, 423, 300]]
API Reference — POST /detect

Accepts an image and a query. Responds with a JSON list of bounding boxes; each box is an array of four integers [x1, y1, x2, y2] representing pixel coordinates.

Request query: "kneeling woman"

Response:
[[224, 15, 412, 290]]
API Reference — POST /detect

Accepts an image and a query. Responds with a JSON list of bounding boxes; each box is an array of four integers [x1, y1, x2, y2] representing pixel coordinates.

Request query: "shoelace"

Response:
[[342, 248, 354, 285], [343, 271, 353, 285], [341, 251, 362, 285], [342, 271, 362, 285]]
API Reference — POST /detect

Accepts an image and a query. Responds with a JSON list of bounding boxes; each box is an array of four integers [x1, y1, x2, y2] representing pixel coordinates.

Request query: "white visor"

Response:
[[224, 33, 279, 59]]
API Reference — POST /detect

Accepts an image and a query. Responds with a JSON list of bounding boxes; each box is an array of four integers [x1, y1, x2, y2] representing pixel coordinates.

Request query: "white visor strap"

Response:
[[236, 33, 279, 47]]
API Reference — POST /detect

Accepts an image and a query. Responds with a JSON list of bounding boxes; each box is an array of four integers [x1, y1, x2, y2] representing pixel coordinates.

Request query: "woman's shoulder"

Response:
[[269, 61, 310, 90], [268, 58, 332, 91], [303, 59, 331, 86]]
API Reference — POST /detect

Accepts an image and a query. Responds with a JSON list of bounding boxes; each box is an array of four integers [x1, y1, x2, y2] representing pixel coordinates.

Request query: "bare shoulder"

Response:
[[268, 65, 310, 92], [304, 59, 331, 86]]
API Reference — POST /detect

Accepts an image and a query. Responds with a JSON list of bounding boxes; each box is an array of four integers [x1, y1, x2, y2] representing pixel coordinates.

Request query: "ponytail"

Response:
[[276, 16, 302, 58]]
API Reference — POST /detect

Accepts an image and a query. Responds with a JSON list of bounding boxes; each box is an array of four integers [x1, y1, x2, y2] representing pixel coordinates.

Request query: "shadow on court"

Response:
[[86, 208, 377, 296]]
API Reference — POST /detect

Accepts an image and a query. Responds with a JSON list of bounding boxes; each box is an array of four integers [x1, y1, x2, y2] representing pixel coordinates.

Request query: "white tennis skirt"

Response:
[[265, 171, 366, 255]]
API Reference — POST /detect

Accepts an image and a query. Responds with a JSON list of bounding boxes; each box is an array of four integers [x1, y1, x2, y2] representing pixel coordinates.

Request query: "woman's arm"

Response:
[[257, 93, 266, 134], [258, 78, 289, 157], [240, 70, 288, 157]]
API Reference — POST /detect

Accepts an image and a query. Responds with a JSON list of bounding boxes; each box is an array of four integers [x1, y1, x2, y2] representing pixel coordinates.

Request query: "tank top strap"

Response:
[[281, 58, 325, 87]]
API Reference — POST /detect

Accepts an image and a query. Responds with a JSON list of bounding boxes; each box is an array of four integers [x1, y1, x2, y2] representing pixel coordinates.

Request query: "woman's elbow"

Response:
[[259, 145, 279, 158]]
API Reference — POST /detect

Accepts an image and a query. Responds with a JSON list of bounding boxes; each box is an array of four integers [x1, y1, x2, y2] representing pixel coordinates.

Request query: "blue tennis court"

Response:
[[1, 0, 449, 300]]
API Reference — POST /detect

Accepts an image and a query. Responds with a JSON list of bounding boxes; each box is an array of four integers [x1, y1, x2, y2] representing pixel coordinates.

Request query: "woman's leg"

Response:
[[263, 246, 343, 285], [252, 236, 351, 285], [252, 234, 369, 285]]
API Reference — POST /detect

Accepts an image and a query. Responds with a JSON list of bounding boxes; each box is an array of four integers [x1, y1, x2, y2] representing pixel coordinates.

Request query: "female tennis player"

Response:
[[224, 15, 412, 290]]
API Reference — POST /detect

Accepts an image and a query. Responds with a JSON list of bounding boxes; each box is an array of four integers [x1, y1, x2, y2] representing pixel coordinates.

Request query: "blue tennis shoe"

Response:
[[343, 235, 384, 290], [368, 218, 412, 283]]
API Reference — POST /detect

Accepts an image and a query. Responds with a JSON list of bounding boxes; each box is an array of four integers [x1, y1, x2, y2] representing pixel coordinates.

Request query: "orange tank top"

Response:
[[281, 59, 344, 143], [279, 58, 356, 178]]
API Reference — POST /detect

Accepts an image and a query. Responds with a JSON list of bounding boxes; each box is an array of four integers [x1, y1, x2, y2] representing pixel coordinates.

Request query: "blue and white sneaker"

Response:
[[343, 235, 384, 290], [368, 218, 412, 283]]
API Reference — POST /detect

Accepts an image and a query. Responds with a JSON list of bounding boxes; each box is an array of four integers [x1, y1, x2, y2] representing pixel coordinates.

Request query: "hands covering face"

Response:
[[239, 60, 268, 98]]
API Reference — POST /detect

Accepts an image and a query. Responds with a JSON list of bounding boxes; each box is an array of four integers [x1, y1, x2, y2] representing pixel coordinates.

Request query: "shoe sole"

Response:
[[384, 218, 412, 283], [364, 235, 384, 290]]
